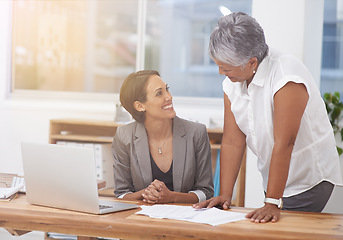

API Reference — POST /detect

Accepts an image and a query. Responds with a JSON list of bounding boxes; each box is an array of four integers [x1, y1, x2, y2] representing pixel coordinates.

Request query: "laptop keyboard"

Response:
[[11, 176, 26, 193]]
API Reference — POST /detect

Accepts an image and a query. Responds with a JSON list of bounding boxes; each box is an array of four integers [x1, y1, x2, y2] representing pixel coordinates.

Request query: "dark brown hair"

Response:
[[120, 70, 160, 122]]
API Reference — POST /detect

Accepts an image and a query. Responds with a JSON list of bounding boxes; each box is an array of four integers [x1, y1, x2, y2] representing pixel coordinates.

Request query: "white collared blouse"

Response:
[[222, 48, 343, 197]]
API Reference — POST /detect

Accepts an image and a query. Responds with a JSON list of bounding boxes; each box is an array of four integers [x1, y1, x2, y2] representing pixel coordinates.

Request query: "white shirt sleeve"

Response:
[[189, 190, 206, 202]]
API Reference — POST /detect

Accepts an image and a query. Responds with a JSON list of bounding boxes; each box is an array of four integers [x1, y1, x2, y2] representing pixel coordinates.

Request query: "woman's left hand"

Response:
[[245, 204, 280, 223], [142, 179, 171, 204]]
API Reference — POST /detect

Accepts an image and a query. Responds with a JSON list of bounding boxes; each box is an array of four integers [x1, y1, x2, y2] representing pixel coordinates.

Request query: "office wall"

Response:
[[252, 0, 323, 86]]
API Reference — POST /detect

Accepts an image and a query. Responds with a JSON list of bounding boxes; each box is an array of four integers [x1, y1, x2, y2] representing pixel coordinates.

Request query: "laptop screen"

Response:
[[21, 142, 103, 214]]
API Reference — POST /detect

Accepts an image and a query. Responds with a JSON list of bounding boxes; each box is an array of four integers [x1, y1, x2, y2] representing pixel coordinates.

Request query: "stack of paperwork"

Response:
[[0, 183, 24, 200], [135, 204, 246, 226]]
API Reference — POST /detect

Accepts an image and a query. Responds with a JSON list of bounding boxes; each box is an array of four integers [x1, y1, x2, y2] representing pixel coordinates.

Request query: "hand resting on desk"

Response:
[[245, 203, 280, 223], [193, 194, 232, 210], [193, 194, 281, 223]]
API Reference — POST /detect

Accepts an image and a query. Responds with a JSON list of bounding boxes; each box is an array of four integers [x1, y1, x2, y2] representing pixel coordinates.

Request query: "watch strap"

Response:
[[264, 197, 283, 209]]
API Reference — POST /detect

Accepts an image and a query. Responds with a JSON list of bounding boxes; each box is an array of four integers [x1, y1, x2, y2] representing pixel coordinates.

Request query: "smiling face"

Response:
[[135, 74, 176, 122], [214, 58, 257, 84]]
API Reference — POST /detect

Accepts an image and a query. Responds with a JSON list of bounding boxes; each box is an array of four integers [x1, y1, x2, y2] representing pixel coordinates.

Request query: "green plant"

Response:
[[323, 92, 343, 155]]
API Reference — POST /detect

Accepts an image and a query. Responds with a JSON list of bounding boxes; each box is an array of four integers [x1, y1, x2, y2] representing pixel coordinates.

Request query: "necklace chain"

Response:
[[149, 131, 171, 154]]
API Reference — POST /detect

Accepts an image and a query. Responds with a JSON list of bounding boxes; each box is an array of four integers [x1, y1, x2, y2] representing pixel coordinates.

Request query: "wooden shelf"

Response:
[[50, 134, 113, 143], [49, 119, 122, 144]]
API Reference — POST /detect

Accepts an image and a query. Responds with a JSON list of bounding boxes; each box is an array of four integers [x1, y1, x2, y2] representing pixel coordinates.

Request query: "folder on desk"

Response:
[[0, 173, 24, 200], [0, 183, 23, 200]]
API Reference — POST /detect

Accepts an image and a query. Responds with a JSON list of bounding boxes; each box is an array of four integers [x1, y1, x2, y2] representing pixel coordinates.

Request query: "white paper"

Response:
[[135, 205, 247, 226], [0, 183, 24, 199]]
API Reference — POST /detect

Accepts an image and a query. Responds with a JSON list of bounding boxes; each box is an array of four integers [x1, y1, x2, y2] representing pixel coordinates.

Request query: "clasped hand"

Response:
[[142, 179, 171, 204], [193, 195, 280, 223]]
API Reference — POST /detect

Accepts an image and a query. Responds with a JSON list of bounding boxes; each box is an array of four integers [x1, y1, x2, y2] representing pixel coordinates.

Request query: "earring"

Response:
[[253, 70, 256, 74]]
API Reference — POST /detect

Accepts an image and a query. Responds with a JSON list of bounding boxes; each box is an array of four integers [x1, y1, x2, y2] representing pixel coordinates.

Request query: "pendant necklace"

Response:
[[150, 131, 171, 154]]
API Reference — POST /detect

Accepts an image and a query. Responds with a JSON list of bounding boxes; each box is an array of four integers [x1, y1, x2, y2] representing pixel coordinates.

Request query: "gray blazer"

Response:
[[112, 116, 214, 202]]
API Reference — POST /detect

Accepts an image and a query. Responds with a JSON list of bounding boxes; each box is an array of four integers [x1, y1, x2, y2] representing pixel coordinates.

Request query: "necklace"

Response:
[[149, 131, 172, 154]]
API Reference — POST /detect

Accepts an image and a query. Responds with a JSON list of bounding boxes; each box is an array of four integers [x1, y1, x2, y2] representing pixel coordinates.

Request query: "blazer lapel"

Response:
[[134, 122, 152, 187], [172, 117, 186, 192]]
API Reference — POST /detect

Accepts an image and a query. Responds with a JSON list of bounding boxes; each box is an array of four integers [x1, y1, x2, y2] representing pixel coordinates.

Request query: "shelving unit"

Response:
[[49, 118, 245, 207], [49, 119, 120, 144]]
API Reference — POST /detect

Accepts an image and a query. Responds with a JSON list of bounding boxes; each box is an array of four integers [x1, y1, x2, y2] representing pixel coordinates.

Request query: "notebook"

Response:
[[21, 142, 139, 214]]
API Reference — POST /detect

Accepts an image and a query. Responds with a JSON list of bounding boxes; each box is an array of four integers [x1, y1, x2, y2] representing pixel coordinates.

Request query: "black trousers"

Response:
[[282, 181, 334, 212]]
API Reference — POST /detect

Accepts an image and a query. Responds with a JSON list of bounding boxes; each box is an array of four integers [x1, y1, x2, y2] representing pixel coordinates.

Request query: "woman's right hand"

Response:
[[142, 179, 166, 204], [192, 194, 232, 210]]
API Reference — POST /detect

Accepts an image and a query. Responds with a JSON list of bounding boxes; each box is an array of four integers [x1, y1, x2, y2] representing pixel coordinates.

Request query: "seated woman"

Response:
[[112, 70, 214, 204]]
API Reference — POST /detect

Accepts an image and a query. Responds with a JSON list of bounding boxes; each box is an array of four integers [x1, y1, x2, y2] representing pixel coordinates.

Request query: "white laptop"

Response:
[[21, 142, 139, 214]]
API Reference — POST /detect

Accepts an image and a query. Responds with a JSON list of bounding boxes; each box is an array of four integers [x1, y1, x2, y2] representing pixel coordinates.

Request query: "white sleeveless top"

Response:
[[222, 49, 343, 197]]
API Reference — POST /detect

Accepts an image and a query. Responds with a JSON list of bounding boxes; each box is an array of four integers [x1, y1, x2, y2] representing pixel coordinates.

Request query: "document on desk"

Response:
[[0, 183, 24, 199], [135, 205, 247, 226]]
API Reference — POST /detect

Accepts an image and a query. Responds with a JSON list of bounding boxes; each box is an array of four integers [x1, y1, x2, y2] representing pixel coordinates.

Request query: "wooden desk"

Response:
[[1, 194, 343, 240]]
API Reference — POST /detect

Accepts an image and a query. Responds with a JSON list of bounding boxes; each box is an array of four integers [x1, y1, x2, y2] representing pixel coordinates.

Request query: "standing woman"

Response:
[[112, 70, 214, 204], [194, 12, 342, 222]]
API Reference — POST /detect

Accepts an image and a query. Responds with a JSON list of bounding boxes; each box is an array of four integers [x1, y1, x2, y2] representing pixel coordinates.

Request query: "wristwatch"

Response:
[[264, 197, 283, 209]]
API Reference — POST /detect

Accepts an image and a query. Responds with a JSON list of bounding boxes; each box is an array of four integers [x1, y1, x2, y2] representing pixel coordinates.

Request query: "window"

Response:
[[12, 0, 137, 93], [11, 0, 252, 98], [145, 0, 251, 97], [321, 0, 343, 95]]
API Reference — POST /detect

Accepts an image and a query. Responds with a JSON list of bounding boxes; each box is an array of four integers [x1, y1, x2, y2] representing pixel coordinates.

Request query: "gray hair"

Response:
[[209, 12, 269, 67]]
